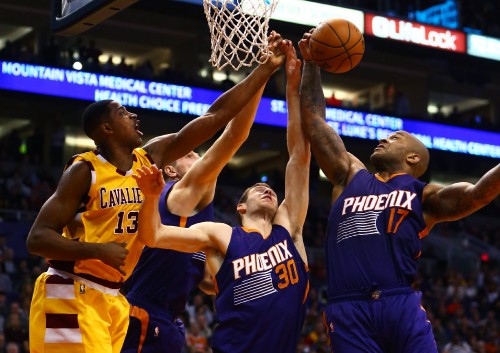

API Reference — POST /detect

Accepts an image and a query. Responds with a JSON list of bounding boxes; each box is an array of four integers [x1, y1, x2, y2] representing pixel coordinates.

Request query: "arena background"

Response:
[[0, 0, 498, 352]]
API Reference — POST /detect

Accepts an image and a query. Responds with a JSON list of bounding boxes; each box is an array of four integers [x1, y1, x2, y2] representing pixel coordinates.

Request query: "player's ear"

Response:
[[406, 153, 421, 166], [164, 165, 177, 178], [100, 122, 113, 135], [236, 203, 247, 215]]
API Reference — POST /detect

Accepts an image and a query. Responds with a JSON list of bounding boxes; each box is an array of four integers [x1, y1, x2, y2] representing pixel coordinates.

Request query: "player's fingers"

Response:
[[136, 167, 147, 176], [118, 267, 127, 276]]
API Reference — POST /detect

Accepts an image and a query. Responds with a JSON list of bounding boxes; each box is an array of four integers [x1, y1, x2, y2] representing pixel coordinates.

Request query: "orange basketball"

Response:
[[309, 18, 365, 74]]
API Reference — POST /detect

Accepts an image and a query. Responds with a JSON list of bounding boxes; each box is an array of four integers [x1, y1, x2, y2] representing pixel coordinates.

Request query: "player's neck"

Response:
[[96, 144, 135, 171], [242, 217, 273, 238], [375, 170, 407, 181]]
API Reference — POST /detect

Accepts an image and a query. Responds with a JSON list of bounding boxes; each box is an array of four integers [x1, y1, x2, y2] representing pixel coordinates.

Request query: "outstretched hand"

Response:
[[285, 42, 302, 89], [298, 29, 314, 62], [264, 30, 288, 69], [98, 241, 129, 276], [132, 165, 165, 197]]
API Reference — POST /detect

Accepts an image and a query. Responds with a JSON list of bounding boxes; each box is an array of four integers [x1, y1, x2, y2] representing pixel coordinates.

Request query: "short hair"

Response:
[[82, 100, 113, 138], [236, 182, 272, 225]]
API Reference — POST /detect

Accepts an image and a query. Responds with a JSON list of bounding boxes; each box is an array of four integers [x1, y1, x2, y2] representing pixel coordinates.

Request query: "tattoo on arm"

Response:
[[300, 63, 349, 184]]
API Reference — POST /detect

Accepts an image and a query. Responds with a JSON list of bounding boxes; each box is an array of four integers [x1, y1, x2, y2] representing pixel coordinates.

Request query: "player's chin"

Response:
[[369, 152, 382, 165]]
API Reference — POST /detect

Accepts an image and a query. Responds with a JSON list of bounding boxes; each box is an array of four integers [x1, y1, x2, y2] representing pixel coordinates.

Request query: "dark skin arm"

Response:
[[25, 161, 129, 275], [298, 32, 363, 197], [423, 164, 500, 230], [143, 33, 284, 168]]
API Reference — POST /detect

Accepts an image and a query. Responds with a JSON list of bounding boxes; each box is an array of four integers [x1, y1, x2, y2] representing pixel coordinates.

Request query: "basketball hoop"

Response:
[[203, 0, 280, 71]]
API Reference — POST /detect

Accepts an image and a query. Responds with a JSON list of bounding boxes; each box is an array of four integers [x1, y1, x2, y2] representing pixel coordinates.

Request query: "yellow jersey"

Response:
[[48, 148, 154, 287]]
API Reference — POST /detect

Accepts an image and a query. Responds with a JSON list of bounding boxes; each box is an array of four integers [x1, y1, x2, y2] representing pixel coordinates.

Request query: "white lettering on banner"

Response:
[[99, 76, 147, 93], [432, 137, 468, 153], [467, 142, 500, 158], [65, 71, 98, 86], [375, 128, 395, 140], [326, 109, 365, 124], [95, 90, 139, 106], [148, 82, 192, 99], [94, 89, 209, 115], [1, 62, 65, 81], [368, 15, 464, 52], [139, 96, 181, 112], [467, 34, 500, 61], [365, 114, 403, 130], [180, 101, 210, 116], [271, 99, 287, 113], [412, 133, 433, 148]]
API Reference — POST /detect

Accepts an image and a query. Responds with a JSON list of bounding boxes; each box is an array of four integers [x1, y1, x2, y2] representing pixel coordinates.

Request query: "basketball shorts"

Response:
[[29, 269, 129, 353], [323, 290, 438, 353], [121, 295, 185, 353]]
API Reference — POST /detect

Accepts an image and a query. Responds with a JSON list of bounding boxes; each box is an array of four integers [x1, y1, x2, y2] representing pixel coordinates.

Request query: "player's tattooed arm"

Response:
[[298, 34, 362, 189], [423, 163, 500, 229]]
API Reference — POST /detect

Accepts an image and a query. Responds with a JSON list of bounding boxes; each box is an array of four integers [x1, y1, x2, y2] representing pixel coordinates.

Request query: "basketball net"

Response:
[[203, 0, 280, 71]]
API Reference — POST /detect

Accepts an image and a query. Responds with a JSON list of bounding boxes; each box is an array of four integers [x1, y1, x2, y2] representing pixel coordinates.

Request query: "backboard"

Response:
[[51, 0, 139, 36]]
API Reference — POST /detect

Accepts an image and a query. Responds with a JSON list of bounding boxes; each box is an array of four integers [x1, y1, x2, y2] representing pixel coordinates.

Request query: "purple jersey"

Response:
[[326, 170, 427, 298], [125, 181, 214, 316], [212, 225, 309, 353]]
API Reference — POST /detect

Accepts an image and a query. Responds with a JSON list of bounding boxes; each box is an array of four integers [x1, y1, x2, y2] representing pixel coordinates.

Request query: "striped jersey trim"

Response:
[[45, 328, 83, 344], [46, 313, 79, 329]]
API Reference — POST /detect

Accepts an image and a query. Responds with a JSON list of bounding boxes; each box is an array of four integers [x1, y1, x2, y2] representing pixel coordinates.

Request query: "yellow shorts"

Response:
[[29, 269, 129, 353]]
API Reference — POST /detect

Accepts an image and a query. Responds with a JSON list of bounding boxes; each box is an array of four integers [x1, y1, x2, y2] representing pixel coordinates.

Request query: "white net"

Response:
[[203, 0, 280, 71]]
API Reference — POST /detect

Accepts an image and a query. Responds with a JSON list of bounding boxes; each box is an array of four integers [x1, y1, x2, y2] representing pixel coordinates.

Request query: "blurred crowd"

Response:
[[0, 234, 44, 353], [0, 153, 499, 352]]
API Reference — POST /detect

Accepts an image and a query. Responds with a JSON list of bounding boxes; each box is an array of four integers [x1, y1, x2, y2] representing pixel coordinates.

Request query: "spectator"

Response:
[[443, 334, 474, 353], [185, 322, 209, 353], [5, 341, 20, 353], [4, 314, 27, 348], [3, 248, 16, 276], [0, 267, 12, 294]]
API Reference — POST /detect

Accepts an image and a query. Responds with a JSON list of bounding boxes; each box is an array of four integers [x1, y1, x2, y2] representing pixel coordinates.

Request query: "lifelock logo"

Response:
[[367, 14, 465, 52]]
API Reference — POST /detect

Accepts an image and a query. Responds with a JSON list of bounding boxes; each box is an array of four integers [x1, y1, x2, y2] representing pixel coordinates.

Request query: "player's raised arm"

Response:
[[134, 165, 231, 253], [273, 43, 310, 264], [168, 37, 288, 215], [423, 163, 500, 229], [26, 161, 129, 275], [298, 31, 363, 189], [143, 32, 286, 169]]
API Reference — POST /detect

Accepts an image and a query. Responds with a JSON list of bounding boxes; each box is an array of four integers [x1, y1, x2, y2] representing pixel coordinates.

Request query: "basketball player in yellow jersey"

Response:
[[26, 32, 288, 353]]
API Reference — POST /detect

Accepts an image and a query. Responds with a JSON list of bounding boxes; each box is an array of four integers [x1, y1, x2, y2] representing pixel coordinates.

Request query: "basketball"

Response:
[[309, 18, 365, 74]]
